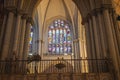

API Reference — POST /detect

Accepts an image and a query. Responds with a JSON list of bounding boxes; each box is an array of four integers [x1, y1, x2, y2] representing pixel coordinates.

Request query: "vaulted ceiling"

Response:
[[35, 0, 77, 27], [0, 0, 120, 21]]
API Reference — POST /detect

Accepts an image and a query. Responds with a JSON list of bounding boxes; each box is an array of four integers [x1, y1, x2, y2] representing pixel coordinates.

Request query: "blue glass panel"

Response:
[[60, 29, 62, 34], [56, 47, 59, 53], [56, 29, 59, 33]]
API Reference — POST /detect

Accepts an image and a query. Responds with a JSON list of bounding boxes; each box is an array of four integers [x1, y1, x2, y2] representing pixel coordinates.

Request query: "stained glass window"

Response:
[[48, 19, 72, 54], [29, 26, 33, 52]]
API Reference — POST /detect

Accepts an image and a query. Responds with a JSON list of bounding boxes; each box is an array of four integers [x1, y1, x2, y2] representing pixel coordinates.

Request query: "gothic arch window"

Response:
[[48, 19, 72, 54]]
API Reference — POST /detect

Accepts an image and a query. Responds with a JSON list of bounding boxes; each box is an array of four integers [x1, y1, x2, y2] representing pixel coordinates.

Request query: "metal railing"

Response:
[[0, 59, 110, 74]]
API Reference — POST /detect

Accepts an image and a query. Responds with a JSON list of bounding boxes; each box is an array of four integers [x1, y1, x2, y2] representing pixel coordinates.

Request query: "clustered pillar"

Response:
[[1, 10, 14, 60], [83, 7, 120, 79], [0, 9, 32, 61]]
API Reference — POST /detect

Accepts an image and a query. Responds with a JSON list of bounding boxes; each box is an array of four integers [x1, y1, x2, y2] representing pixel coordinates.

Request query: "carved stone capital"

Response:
[[27, 17, 34, 24], [5, 7, 16, 13], [82, 7, 111, 25], [22, 14, 28, 19]]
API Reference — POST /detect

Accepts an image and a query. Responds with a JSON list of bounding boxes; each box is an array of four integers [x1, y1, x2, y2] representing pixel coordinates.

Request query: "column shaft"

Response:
[[92, 16, 101, 59], [97, 13, 107, 58], [89, 18, 95, 59], [1, 12, 14, 60], [12, 14, 21, 57], [0, 15, 7, 53], [103, 9, 120, 80], [18, 17, 26, 60], [77, 40, 80, 59], [23, 22, 31, 60], [84, 22, 91, 59], [110, 13, 120, 55], [73, 41, 77, 59]]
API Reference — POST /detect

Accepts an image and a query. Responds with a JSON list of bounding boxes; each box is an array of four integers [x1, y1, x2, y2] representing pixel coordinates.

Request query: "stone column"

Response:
[[1, 11, 14, 60], [73, 41, 77, 59], [97, 12, 107, 58], [23, 18, 31, 60], [18, 15, 27, 60], [76, 40, 80, 59], [88, 18, 95, 59], [79, 39, 83, 58], [103, 9, 120, 80], [83, 27, 87, 58], [91, 15, 101, 59], [84, 22, 91, 59], [12, 12, 22, 58], [109, 11, 120, 59], [0, 13, 7, 53]]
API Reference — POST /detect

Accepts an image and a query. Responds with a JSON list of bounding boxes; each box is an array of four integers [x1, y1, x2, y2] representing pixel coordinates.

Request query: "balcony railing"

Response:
[[0, 59, 110, 74]]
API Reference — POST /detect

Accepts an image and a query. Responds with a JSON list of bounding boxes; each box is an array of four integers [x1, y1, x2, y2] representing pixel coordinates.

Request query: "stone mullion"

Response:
[[103, 9, 120, 80], [1, 11, 14, 60]]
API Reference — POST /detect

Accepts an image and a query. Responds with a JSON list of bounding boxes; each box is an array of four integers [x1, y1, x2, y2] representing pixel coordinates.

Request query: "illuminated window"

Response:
[[48, 19, 72, 54], [29, 26, 33, 52]]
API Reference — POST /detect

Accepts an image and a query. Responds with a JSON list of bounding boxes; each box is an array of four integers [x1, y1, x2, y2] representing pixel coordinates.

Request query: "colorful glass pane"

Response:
[[29, 26, 33, 52], [48, 19, 72, 54]]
